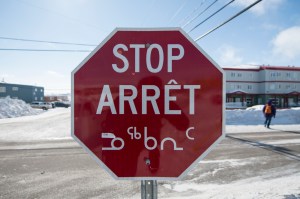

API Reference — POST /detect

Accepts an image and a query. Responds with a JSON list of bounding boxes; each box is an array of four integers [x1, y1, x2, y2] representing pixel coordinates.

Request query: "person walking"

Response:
[[262, 100, 276, 128]]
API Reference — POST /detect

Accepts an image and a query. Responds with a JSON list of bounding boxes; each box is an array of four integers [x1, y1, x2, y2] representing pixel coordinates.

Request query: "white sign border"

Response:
[[71, 27, 226, 181]]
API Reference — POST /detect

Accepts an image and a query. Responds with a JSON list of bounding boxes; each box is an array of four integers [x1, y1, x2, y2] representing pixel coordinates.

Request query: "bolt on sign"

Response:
[[71, 28, 225, 180]]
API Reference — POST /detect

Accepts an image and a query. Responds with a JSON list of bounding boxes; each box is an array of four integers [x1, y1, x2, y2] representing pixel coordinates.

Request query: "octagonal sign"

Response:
[[71, 28, 225, 180]]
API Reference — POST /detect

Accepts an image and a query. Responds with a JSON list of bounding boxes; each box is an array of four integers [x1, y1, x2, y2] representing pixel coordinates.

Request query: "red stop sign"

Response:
[[72, 28, 224, 180]]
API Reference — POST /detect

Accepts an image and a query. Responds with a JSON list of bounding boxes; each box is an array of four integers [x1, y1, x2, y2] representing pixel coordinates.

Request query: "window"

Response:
[[12, 87, 18, 91], [278, 84, 281, 89], [0, 87, 6, 93], [292, 84, 297, 89], [272, 98, 279, 105], [40, 89, 43, 92], [246, 98, 252, 105], [286, 73, 291, 78], [231, 73, 235, 77], [270, 72, 276, 77], [227, 97, 234, 102], [40, 97, 43, 100], [35, 88, 37, 92], [270, 84, 275, 90], [271, 72, 281, 77], [35, 97, 37, 101], [286, 85, 291, 90], [236, 85, 242, 89], [237, 73, 242, 77], [247, 85, 253, 90]]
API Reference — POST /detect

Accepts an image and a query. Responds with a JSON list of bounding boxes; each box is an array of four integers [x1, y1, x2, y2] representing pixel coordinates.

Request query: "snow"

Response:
[[163, 174, 300, 199], [0, 96, 42, 118], [0, 97, 299, 141], [226, 107, 300, 125], [0, 97, 70, 141], [246, 104, 265, 110], [1, 98, 300, 198], [0, 108, 71, 141], [226, 106, 300, 134], [222, 64, 261, 69]]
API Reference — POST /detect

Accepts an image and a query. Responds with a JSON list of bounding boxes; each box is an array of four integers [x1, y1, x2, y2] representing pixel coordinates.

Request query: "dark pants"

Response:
[[264, 114, 273, 128]]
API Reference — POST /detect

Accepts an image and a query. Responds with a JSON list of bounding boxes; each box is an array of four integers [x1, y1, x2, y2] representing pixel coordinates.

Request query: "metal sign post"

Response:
[[141, 180, 157, 199]]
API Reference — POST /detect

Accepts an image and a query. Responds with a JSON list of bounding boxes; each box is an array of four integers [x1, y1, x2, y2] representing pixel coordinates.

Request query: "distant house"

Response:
[[44, 94, 69, 102], [0, 82, 44, 103], [223, 65, 300, 108]]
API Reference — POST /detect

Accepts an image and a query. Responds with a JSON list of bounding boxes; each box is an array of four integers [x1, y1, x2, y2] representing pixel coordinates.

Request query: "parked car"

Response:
[[30, 101, 52, 110], [54, 101, 70, 108], [50, 102, 56, 108]]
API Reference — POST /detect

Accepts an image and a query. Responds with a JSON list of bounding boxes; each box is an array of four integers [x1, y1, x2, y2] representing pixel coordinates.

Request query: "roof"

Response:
[[0, 82, 44, 88], [223, 65, 300, 71]]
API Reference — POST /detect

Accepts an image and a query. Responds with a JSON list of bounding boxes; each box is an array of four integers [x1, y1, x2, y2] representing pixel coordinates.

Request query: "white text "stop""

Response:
[[112, 43, 184, 73]]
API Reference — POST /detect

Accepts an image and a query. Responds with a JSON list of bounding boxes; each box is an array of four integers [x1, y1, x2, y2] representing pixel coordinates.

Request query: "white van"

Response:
[[30, 102, 52, 110]]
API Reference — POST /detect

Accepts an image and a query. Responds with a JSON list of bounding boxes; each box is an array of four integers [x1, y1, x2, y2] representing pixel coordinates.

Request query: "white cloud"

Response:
[[262, 23, 281, 31], [217, 45, 243, 66], [272, 26, 300, 59], [234, 0, 283, 16], [47, 70, 64, 78]]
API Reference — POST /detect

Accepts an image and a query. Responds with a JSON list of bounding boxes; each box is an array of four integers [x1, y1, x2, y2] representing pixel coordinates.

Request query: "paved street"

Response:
[[1, 130, 300, 199]]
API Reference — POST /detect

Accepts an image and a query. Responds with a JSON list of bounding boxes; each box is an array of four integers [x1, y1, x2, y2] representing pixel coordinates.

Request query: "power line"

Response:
[[194, 0, 262, 41], [178, 0, 207, 26], [0, 36, 97, 47], [0, 48, 92, 52], [182, 0, 218, 28], [188, 0, 235, 33], [0, 0, 262, 53], [169, 0, 189, 24]]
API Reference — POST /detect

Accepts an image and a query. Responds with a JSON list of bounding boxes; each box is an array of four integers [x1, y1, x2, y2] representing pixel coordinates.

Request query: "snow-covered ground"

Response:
[[0, 108, 71, 141], [226, 105, 300, 133], [0, 97, 70, 141], [0, 98, 300, 198], [0, 97, 299, 141]]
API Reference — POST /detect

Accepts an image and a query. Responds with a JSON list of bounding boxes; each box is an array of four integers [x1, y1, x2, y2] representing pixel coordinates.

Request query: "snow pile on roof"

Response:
[[0, 97, 42, 119], [222, 64, 260, 69]]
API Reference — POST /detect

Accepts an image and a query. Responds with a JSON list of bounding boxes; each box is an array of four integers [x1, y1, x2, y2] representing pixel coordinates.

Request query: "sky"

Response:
[[0, 0, 300, 94]]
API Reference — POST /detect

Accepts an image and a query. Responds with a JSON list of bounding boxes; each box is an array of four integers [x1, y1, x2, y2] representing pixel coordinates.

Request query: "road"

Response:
[[1, 130, 300, 199]]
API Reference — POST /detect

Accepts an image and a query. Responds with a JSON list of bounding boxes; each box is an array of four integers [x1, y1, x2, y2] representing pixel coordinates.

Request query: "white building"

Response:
[[223, 65, 300, 108]]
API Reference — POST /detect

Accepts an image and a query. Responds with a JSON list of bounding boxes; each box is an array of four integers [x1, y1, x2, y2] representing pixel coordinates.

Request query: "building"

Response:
[[0, 82, 44, 103], [224, 65, 300, 108], [44, 94, 70, 102]]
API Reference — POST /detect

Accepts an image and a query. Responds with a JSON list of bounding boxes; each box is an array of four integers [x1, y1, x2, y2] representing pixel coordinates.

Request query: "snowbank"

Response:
[[0, 98, 299, 142], [245, 105, 265, 110], [0, 108, 70, 142], [0, 97, 42, 119], [226, 108, 300, 125]]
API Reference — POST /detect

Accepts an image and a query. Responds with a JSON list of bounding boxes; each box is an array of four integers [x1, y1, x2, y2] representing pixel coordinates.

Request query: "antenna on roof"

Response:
[[1, 78, 5, 83]]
